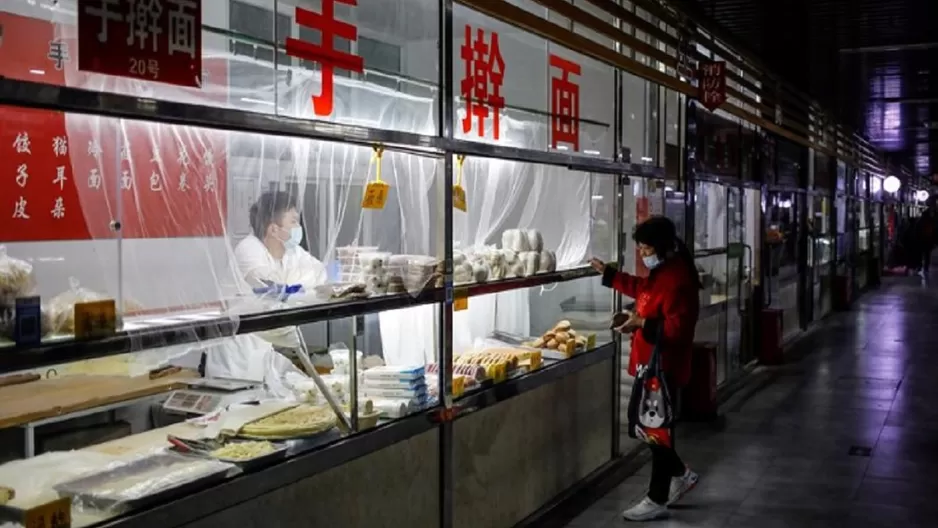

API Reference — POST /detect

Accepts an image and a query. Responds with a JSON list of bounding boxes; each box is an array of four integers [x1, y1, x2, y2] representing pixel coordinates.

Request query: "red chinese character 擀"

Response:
[[285, 0, 365, 117], [461, 25, 506, 139], [549, 54, 581, 151]]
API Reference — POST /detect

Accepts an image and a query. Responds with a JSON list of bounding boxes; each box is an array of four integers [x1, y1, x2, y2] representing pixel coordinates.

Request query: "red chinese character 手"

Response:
[[461, 25, 505, 139], [285, 0, 365, 117], [549, 54, 581, 151]]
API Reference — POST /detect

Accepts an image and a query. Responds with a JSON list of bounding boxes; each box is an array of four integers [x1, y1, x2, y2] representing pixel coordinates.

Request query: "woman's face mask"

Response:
[[642, 254, 662, 270], [638, 243, 662, 270]]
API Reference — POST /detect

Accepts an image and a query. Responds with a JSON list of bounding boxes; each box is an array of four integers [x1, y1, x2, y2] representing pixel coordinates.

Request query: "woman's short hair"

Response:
[[632, 216, 678, 255]]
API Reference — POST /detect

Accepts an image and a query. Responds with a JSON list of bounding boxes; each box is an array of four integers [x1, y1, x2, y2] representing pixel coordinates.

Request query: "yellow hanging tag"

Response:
[[453, 155, 468, 212], [453, 286, 469, 311], [362, 146, 390, 210]]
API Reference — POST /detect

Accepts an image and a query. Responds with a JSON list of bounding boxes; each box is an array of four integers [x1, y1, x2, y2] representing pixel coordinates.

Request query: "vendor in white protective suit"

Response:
[[235, 190, 328, 292], [218, 191, 330, 376]]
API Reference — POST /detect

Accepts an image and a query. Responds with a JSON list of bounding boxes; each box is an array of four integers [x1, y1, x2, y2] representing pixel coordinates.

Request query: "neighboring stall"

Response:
[[764, 135, 807, 345]]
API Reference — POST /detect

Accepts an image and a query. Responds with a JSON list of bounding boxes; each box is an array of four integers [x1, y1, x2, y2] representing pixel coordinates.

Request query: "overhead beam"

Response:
[[839, 42, 938, 54]]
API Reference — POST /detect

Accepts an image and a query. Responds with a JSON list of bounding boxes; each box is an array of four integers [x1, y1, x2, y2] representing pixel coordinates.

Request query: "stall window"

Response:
[[359, 37, 403, 89], [229, 1, 291, 66]]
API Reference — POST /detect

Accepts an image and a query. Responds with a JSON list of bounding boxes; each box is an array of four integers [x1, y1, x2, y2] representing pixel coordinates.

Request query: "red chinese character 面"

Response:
[[285, 0, 365, 117], [549, 54, 581, 151], [461, 25, 506, 139]]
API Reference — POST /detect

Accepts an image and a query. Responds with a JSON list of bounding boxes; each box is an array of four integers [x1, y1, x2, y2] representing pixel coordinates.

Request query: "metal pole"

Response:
[[439, 1, 455, 527], [610, 0, 624, 459]]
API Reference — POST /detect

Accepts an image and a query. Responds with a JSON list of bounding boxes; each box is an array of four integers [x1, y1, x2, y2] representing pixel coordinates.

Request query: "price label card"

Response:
[[453, 287, 469, 311], [586, 333, 596, 351], [74, 300, 117, 339], [24, 497, 71, 528], [453, 184, 467, 212], [361, 181, 390, 210], [13, 296, 42, 346], [452, 375, 465, 398]]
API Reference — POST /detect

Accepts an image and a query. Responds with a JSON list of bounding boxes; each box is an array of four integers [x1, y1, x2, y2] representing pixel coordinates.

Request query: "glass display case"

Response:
[[0, 1, 670, 526]]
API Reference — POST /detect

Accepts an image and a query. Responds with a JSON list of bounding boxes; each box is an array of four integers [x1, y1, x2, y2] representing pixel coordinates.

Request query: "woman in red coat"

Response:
[[590, 216, 701, 522]]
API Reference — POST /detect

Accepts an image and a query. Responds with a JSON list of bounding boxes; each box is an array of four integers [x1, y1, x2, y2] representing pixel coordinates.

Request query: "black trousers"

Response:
[[924, 248, 933, 272], [647, 429, 686, 505]]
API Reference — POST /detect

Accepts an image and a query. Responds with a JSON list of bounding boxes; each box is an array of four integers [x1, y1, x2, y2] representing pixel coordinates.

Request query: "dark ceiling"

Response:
[[671, 0, 938, 177]]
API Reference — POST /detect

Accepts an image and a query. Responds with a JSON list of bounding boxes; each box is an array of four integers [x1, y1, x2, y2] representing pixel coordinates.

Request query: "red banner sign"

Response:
[[0, 11, 226, 242], [549, 54, 581, 152], [461, 25, 506, 140], [698, 60, 727, 112], [76, 0, 203, 88], [285, 0, 364, 117]]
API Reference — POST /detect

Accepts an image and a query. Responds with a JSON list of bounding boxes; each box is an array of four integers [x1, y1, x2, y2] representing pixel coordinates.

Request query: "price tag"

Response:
[[452, 375, 465, 398], [453, 287, 469, 311], [361, 181, 390, 209], [453, 184, 467, 212], [74, 299, 117, 339], [453, 155, 468, 212], [362, 146, 389, 210], [24, 497, 71, 528], [13, 296, 42, 346]]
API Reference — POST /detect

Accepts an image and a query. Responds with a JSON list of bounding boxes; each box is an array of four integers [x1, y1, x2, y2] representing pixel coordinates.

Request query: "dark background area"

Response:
[[671, 0, 938, 179]]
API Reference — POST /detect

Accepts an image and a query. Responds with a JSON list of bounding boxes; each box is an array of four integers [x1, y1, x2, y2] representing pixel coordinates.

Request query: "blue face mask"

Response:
[[284, 226, 303, 249], [642, 254, 661, 270]]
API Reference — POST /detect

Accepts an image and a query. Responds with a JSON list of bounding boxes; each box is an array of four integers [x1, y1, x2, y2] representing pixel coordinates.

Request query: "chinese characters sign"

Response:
[[461, 25, 505, 140], [285, 0, 364, 117], [0, 11, 227, 242], [77, 0, 203, 88], [549, 54, 581, 151], [698, 60, 727, 112]]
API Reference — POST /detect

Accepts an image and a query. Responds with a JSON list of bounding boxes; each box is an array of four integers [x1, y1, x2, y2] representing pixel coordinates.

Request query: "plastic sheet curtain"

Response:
[[10, 1, 597, 371]]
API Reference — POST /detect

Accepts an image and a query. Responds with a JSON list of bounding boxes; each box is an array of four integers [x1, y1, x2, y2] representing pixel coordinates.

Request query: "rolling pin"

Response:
[[0, 373, 40, 388]]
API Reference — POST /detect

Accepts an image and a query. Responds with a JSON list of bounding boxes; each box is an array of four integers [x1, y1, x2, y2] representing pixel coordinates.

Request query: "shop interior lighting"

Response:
[[916, 189, 930, 202], [883, 175, 901, 193]]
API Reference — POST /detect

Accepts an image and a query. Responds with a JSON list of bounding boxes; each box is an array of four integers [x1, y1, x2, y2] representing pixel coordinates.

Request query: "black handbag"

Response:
[[626, 326, 674, 447]]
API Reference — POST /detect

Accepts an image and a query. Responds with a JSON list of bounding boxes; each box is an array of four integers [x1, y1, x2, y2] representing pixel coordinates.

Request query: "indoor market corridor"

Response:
[[565, 271, 938, 528]]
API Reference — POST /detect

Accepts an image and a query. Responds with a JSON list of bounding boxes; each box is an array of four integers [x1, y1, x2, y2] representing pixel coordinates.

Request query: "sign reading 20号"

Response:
[[77, 0, 203, 88]]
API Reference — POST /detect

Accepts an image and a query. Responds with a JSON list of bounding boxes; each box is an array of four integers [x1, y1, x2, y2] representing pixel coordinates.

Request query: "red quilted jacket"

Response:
[[602, 258, 700, 387]]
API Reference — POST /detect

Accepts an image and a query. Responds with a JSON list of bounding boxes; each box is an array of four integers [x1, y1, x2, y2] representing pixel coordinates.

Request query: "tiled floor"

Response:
[[566, 270, 938, 527]]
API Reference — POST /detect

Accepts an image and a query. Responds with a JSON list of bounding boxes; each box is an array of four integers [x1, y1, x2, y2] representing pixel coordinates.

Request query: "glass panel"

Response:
[[452, 6, 613, 157], [694, 181, 727, 251], [2, 0, 441, 135], [0, 105, 120, 349], [621, 72, 658, 164], [724, 187, 744, 380], [694, 252, 727, 381], [449, 166, 614, 376]]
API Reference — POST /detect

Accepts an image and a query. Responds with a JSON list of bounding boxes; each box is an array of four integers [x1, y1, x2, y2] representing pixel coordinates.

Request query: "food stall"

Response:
[[686, 100, 761, 384], [0, 1, 670, 527], [854, 169, 872, 291], [807, 149, 835, 322], [0, 0, 913, 527], [764, 134, 808, 344]]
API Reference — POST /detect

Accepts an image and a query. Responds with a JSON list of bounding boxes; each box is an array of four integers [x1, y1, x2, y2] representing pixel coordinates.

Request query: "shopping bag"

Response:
[[626, 327, 674, 447]]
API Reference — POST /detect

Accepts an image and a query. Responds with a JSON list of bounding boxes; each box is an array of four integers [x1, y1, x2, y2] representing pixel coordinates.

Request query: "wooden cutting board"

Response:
[[0, 370, 196, 429]]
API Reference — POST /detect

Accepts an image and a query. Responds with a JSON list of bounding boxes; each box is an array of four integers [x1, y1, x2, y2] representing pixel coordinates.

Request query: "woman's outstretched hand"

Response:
[[589, 258, 605, 274]]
